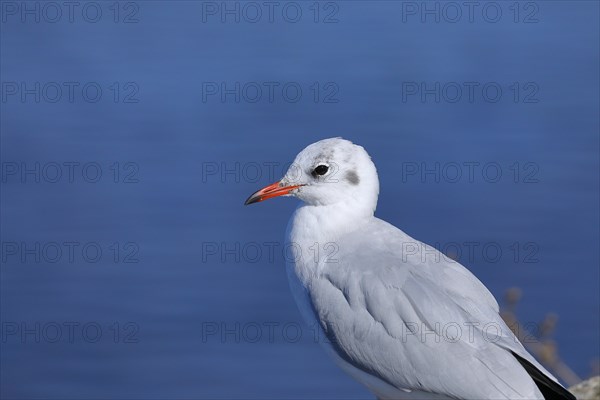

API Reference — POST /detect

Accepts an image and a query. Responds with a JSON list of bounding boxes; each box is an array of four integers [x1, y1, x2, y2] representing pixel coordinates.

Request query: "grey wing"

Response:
[[309, 220, 571, 399]]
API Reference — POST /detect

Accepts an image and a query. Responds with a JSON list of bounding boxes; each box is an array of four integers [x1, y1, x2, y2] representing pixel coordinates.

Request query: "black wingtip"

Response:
[[511, 352, 576, 400]]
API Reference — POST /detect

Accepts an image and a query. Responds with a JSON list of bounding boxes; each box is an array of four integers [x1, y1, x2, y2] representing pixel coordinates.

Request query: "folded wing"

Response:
[[308, 218, 572, 399]]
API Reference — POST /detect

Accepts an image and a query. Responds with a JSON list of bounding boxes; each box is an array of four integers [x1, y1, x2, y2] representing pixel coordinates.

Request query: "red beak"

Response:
[[244, 181, 303, 205]]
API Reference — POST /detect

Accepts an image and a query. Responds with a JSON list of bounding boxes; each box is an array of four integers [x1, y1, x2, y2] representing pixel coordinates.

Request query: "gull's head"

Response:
[[245, 138, 379, 214]]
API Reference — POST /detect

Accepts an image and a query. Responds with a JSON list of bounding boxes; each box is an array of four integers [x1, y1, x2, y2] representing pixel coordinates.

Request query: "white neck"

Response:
[[284, 200, 373, 296], [286, 200, 374, 247]]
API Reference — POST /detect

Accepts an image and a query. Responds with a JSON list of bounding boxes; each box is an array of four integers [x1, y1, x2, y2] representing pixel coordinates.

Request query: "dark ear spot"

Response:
[[346, 171, 359, 185]]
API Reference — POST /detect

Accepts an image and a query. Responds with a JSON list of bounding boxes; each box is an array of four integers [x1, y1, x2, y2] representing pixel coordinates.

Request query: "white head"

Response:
[[245, 138, 379, 216]]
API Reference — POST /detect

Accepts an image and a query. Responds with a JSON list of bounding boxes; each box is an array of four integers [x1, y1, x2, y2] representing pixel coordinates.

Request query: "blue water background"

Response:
[[1, 1, 598, 398]]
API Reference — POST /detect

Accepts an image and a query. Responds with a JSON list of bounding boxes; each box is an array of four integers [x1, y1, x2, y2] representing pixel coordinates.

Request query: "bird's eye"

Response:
[[313, 165, 329, 176]]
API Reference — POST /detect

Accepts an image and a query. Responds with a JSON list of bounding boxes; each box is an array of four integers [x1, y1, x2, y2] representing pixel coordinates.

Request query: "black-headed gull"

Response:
[[245, 138, 574, 400]]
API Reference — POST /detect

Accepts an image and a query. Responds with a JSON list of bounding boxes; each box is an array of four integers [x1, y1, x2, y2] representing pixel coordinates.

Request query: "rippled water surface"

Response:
[[1, 2, 598, 398]]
